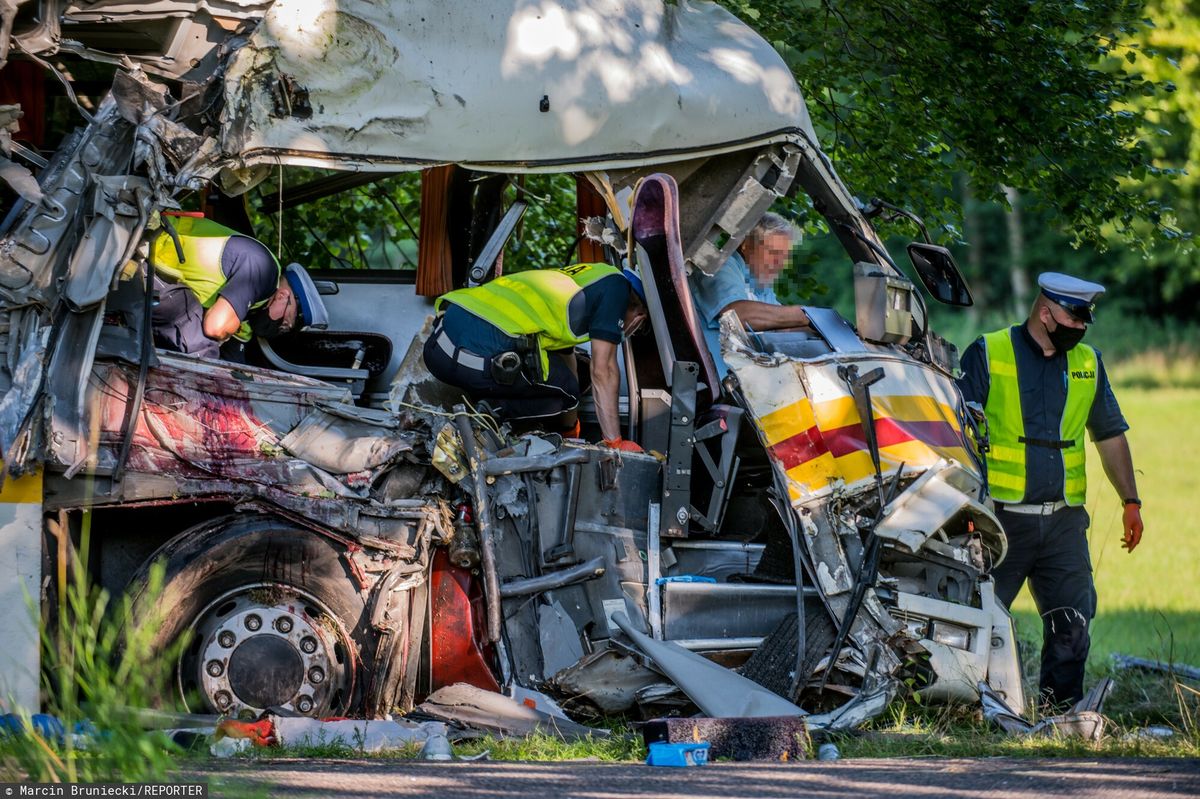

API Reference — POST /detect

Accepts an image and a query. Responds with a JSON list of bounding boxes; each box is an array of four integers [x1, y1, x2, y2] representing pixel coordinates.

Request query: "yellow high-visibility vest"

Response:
[[982, 327, 1098, 505], [436, 263, 623, 378], [150, 217, 279, 342]]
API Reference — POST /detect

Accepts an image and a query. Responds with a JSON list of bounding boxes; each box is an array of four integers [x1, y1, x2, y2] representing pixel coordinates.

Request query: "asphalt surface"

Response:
[[192, 757, 1200, 798]]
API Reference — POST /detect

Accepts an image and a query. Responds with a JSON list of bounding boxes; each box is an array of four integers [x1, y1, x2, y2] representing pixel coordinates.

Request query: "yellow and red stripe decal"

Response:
[[758, 394, 971, 497]]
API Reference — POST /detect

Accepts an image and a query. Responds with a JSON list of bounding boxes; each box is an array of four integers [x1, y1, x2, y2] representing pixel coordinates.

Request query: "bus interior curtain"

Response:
[[417, 164, 455, 297]]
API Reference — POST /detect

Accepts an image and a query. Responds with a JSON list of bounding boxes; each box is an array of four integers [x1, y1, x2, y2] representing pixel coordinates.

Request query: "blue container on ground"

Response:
[[646, 741, 710, 767]]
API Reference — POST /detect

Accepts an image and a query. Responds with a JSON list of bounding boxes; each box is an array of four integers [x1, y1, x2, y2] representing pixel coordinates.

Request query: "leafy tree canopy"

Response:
[[721, 0, 1182, 249]]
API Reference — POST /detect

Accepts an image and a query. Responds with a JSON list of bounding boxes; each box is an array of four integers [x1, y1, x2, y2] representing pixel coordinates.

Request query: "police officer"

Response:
[[423, 263, 647, 450], [149, 216, 325, 360], [957, 272, 1144, 708]]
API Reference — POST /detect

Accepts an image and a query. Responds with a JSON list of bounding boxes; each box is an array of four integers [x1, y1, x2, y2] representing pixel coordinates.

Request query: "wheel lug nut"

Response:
[[300, 637, 317, 654], [214, 691, 232, 710], [245, 614, 262, 631], [308, 667, 324, 684], [296, 696, 313, 713], [275, 617, 293, 633], [218, 631, 236, 648], [206, 660, 224, 677]]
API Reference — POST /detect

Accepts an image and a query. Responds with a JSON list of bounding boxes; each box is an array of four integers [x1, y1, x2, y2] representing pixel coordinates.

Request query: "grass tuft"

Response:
[[0, 557, 184, 783]]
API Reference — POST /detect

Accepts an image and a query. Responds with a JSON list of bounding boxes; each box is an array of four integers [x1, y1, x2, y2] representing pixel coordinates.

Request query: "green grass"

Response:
[[0, 560, 184, 782]]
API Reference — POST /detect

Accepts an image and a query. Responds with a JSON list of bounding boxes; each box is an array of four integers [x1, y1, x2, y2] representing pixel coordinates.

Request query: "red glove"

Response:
[[603, 437, 644, 453], [1122, 502, 1143, 552]]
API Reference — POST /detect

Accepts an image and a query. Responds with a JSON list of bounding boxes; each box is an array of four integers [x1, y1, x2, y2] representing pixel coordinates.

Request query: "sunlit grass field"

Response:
[[1009, 387, 1200, 670]]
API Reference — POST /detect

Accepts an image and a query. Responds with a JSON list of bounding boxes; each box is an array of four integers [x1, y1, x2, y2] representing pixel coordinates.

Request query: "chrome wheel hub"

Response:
[[183, 586, 352, 718]]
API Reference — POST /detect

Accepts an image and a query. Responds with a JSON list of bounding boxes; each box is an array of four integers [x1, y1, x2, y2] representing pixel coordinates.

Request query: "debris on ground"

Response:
[[979, 678, 1113, 742], [415, 682, 608, 741], [645, 741, 709, 767], [271, 717, 449, 752]]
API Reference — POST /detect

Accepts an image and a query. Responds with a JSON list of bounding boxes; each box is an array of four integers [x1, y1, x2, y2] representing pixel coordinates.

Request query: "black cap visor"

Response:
[[1054, 300, 1094, 324], [1042, 289, 1095, 323]]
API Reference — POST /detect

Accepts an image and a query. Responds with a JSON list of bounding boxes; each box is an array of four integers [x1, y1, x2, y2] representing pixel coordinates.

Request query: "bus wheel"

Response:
[[128, 514, 370, 718]]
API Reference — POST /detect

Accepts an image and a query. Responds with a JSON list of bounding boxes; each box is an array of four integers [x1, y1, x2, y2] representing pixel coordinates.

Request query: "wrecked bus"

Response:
[[0, 0, 1025, 727]]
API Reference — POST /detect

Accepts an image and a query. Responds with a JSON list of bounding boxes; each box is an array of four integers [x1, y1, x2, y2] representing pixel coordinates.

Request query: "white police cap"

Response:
[[1038, 271, 1105, 323]]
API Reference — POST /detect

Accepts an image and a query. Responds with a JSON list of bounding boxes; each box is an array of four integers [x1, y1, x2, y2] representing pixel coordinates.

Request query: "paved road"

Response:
[[192, 757, 1200, 798]]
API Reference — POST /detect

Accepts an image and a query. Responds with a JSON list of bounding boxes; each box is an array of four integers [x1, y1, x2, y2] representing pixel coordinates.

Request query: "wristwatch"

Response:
[[1123, 497, 1142, 507]]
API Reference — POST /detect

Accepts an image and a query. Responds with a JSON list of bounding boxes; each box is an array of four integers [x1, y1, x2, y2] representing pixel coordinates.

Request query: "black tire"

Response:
[[126, 513, 373, 717]]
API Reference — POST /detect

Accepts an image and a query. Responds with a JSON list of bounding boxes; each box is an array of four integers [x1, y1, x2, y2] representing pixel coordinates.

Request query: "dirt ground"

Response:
[[193, 756, 1200, 798]]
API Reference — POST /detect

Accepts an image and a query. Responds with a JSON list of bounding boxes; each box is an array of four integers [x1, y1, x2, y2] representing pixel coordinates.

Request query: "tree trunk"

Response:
[[1003, 185, 1029, 317], [961, 175, 983, 322]]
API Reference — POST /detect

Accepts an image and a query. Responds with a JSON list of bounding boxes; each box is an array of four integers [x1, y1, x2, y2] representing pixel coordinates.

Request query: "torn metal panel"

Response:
[[805, 683, 895, 733], [279, 404, 416, 474], [549, 647, 663, 714], [0, 98, 135, 308], [50, 2, 270, 81], [62, 175, 152, 309], [538, 601, 586, 678], [201, 0, 812, 179], [986, 589, 1026, 714], [416, 682, 608, 741], [873, 459, 1005, 564], [685, 144, 803, 277], [612, 611, 805, 719], [980, 678, 1111, 742], [0, 319, 47, 474], [0, 156, 41, 204]]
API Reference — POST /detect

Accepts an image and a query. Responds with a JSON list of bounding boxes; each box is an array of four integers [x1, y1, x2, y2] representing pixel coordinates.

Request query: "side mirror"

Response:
[[906, 243, 973, 306]]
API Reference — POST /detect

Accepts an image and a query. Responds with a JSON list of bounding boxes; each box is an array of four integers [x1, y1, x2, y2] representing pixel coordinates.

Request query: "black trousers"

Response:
[[422, 325, 580, 420], [151, 278, 220, 359], [992, 505, 1097, 707], [150, 278, 248, 362]]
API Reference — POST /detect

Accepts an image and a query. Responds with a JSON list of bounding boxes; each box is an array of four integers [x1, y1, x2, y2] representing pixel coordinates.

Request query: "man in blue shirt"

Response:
[[957, 272, 1143, 708], [688, 213, 812, 375]]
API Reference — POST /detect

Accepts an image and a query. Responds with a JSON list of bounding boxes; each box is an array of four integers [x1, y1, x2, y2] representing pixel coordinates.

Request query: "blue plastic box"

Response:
[[646, 741, 710, 767]]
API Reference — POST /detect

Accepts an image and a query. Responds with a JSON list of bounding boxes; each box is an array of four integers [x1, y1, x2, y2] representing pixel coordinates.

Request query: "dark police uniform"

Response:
[[957, 323, 1127, 706], [150, 220, 280, 360], [423, 265, 630, 420]]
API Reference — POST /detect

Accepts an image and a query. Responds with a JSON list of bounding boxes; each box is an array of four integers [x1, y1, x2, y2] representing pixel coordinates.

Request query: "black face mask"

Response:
[[248, 307, 287, 339], [1047, 320, 1086, 353]]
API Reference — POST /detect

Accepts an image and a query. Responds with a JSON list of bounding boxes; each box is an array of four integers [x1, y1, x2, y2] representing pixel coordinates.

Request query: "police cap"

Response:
[[1038, 271, 1105, 323]]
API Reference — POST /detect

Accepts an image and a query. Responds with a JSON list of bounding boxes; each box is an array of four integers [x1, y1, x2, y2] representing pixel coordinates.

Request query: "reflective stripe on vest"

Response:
[[150, 217, 279, 342], [436, 263, 622, 377], [982, 328, 1098, 505]]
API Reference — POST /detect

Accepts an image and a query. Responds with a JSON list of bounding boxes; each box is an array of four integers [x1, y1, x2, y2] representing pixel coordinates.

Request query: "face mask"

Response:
[[248, 307, 287, 338], [1047, 320, 1086, 353]]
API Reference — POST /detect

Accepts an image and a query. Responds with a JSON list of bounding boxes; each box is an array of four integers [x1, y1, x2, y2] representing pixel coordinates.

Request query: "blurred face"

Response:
[[267, 281, 299, 333], [741, 231, 793, 287]]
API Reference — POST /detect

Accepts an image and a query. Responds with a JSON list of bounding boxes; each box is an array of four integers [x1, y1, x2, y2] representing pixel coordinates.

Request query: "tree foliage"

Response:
[[722, 0, 1180, 249]]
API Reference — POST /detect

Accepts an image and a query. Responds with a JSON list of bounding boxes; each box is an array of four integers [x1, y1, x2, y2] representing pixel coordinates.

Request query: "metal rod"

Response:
[[499, 556, 606, 598], [454, 410, 503, 642], [647, 502, 663, 640], [672, 637, 765, 651], [484, 448, 588, 476]]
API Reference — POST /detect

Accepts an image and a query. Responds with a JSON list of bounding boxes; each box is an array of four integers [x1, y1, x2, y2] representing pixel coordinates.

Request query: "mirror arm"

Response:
[[837, 220, 903, 276], [867, 197, 932, 244]]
